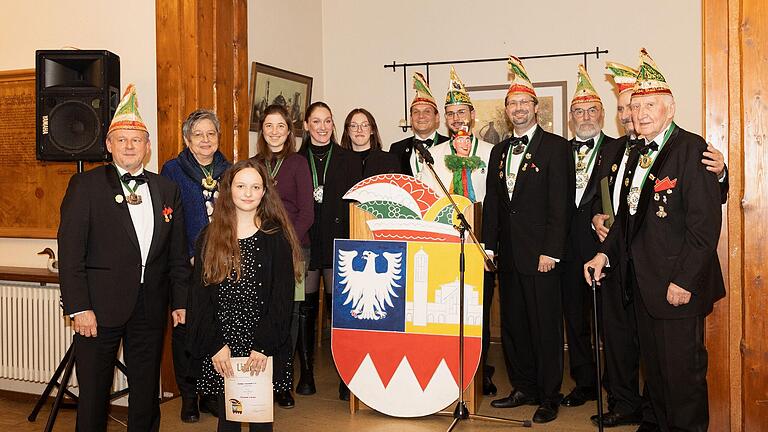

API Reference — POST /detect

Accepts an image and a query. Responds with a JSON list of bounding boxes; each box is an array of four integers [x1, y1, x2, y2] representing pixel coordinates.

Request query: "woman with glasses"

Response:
[[161, 109, 231, 422], [296, 102, 361, 400], [251, 104, 314, 409], [340, 108, 399, 178]]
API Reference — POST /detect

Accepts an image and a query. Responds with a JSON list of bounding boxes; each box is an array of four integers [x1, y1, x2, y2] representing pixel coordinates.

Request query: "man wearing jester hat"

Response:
[[560, 65, 618, 410], [58, 85, 190, 431], [585, 49, 725, 432], [482, 56, 573, 423], [389, 72, 449, 176], [420, 66, 493, 203]]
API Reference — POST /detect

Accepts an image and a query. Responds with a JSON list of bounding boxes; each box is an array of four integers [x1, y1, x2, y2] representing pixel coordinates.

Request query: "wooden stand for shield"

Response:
[[345, 203, 483, 415]]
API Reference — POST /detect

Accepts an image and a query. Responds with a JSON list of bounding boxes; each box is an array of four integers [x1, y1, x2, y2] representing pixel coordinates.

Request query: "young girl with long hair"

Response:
[[186, 159, 302, 431]]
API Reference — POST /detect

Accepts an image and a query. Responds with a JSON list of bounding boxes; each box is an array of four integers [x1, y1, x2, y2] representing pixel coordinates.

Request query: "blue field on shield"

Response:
[[332, 239, 407, 332]]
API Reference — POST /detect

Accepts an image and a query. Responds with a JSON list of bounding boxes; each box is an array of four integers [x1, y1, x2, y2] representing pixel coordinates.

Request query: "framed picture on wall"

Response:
[[249, 62, 313, 134], [466, 81, 568, 144]]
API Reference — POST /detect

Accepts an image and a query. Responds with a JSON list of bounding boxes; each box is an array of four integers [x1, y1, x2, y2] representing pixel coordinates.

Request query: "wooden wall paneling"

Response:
[[156, 0, 184, 168], [233, 0, 249, 161], [156, 0, 249, 398], [196, 0, 215, 113], [741, 0, 768, 429], [213, 0, 234, 160], [702, 0, 738, 429]]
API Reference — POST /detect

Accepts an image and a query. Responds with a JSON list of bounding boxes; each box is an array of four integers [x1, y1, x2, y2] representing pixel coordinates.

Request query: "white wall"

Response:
[[248, 0, 325, 156], [321, 0, 703, 147]]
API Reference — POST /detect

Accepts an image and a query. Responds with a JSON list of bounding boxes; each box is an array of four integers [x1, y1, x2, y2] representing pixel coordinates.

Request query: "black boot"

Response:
[[180, 395, 199, 423], [339, 380, 350, 401], [296, 292, 318, 395]]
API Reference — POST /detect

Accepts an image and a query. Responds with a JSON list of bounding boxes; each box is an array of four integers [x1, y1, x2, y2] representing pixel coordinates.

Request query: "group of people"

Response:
[[57, 47, 726, 432]]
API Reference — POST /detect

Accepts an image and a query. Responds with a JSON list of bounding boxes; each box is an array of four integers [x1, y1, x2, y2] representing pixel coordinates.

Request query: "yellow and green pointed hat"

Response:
[[506, 56, 537, 99], [605, 61, 638, 95], [571, 65, 602, 106], [632, 48, 672, 97], [412, 71, 438, 110], [445, 66, 472, 107], [108, 84, 148, 135]]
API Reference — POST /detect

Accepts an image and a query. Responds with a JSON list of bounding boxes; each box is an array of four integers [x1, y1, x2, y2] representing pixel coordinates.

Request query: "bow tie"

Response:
[[510, 135, 528, 146], [121, 172, 148, 185], [414, 137, 433, 148], [638, 140, 659, 155], [572, 138, 595, 152], [627, 137, 645, 150]]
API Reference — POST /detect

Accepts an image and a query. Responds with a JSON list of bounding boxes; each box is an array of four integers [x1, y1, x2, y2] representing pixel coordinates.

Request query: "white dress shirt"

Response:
[[114, 165, 154, 282]]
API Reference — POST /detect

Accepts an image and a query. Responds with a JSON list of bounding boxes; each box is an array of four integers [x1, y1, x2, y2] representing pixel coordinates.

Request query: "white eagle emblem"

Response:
[[337, 250, 402, 320]]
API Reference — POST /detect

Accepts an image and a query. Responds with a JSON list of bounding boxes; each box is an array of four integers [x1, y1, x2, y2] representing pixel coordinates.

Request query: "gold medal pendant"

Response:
[[656, 206, 668, 218], [201, 176, 218, 191], [640, 154, 653, 169], [127, 193, 142, 205]]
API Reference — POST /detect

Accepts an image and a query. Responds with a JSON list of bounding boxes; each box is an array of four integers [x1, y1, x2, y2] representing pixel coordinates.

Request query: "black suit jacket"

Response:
[[58, 164, 190, 328], [591, 135, 730, 220], [360, 149, 400, 178], [565, 133, 617, 262], [482, 126, 574, 275], [389, 133, 449, 175], [300, 143, 362, 267], [600, 126, 725, 319]]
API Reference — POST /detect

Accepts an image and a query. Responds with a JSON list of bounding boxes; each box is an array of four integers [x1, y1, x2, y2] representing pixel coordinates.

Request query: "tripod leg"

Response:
[[28, 344, 73, 421], [44, 350, 76, 432]]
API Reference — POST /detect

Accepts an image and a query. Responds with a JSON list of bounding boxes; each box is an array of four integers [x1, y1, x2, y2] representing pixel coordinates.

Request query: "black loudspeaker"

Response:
[[35, 50, 120, 162]]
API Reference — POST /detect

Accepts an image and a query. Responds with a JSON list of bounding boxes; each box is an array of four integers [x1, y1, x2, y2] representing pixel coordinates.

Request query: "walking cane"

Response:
[[588, 266, 605, 432]]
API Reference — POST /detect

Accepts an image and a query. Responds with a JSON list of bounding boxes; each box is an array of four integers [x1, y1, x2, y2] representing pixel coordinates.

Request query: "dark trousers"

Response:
[[75, 287, 164, 432], [498, 269, 564, 403], [273, 300, 300, 392], [171, 323, 197, 398], [216, 394, 272, 431], [481, 271, 496, 370], [561, 258, 597, 389], [635, 290, 709, 432], [600, 273, 642, 415]]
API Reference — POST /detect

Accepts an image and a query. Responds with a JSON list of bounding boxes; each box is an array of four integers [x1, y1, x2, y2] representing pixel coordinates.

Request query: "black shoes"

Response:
[[295, 369, 316, 395], [180, 397, 199, 423], [590, 410, 643, 427], [482, 365, 497, 396], [199, 394, 219, 418], [532, 400, 559, 423], [339, 381, 350, 401], [275, 390, 295, 409], [490, 389, 539, 408], [635, 421, 661, 432], [561, 386, 598, 407]]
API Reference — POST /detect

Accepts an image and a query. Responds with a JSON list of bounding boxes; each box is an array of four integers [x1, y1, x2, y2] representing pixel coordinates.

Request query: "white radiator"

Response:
[[0, 281, 128, 392]]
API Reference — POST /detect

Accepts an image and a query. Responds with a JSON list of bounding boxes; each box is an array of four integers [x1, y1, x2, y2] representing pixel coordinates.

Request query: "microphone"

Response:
[[413, 139, 434, 165]]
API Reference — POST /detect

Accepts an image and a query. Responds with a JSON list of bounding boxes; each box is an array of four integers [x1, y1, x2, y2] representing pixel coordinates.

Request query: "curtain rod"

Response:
[[386, 47, 608, 131]]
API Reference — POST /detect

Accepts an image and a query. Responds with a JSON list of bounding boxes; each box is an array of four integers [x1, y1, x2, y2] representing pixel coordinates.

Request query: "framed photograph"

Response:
[[249, 62, 313, 134], [466, 81, 568, 144]]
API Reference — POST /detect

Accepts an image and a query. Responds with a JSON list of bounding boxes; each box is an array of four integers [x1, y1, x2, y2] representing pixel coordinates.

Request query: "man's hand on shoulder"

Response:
[[73, 310, 98, 337], [702, 143, 726, 179]]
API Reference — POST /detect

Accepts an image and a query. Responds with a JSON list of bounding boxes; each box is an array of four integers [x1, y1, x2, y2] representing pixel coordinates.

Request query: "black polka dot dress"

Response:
[[197, 232, 291, 395]]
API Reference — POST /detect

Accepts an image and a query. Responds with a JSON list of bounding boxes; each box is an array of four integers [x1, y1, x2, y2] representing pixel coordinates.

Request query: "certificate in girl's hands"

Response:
[[223, 357, 274, 423]]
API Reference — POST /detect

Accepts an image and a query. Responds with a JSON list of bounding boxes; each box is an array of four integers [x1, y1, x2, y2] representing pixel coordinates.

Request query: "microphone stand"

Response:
[[415, 147, 531, 429]]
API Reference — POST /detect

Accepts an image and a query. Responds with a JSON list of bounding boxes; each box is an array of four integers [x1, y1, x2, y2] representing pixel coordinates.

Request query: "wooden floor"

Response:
[[3, 343, 636, 431]]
